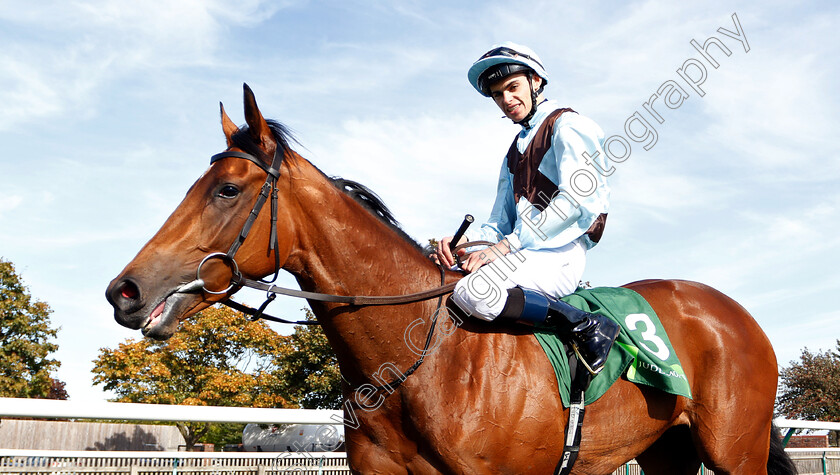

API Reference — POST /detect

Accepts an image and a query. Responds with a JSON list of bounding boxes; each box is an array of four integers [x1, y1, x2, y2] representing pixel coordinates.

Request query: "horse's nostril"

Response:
[[120, 281, 139, 300], [108, 278, 144, 315]]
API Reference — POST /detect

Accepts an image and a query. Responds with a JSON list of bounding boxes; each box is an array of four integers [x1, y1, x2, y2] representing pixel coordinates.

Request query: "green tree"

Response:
[[201, 423, 251, 449], [777, 341, 840, 444], [275, 309, 342, 409], [0, 258, 63, 398], [92, 305, 290, 449]]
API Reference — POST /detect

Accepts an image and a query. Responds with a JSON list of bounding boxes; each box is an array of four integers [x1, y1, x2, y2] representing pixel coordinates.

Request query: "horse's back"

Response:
[[623, 279, 779, 472], [624, 278, 777, 376]]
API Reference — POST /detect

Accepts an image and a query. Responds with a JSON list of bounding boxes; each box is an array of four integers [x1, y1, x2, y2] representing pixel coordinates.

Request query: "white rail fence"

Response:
[[0, 398, 342, 425], [0, 451, 350, 475], [0, 398, 347, 475], [1, 398, 838, 474]]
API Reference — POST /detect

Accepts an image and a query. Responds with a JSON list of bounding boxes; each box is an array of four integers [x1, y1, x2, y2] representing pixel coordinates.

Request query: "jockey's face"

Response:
[[489, 73, 542, 123]]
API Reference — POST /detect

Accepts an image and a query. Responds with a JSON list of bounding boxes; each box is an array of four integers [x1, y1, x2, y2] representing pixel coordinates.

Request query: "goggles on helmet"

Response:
[[478, 46, 546, 70]]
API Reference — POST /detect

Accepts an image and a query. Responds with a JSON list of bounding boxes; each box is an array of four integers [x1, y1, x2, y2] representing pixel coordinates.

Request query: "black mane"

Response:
[[230, 119, 297, 163], [330, 178, 424, 251], [230, 120, 426, 253]]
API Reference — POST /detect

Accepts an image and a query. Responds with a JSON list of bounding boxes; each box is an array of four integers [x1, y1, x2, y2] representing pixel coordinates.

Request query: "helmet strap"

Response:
[[515, 74, 541, 130]]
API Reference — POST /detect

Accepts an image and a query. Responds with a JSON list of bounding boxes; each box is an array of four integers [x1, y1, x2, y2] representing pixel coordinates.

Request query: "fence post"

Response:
[[257, 464, 266, 475], [130, 465, 139, 475], [781, 428, 796, 447]]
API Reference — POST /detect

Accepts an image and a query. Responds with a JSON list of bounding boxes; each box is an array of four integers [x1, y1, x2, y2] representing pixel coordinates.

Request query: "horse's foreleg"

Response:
[[345, 438, 410, 474]]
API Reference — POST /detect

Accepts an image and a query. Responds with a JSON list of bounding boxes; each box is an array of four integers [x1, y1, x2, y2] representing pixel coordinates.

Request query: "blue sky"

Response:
[[1, 0, 838, 403]]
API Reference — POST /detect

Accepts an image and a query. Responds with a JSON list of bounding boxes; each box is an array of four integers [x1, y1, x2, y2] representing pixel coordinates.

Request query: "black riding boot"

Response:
[[499, 288, 620, 375]]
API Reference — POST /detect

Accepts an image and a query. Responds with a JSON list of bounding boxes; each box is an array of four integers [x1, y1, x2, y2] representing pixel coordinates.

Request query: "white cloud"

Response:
[[659, 191, 840, 293], [613, 159, 732, 218], [0, 0, 297, 132], [306, 110, 518, 240], [768, 308, 840, 366], [0, 196, 24, 218], [701, 53, 839, 177], [743, 273, 840, 314]]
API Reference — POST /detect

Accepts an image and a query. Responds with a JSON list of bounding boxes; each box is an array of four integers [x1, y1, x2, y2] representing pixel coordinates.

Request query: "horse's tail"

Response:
[[767, 423, 797, 475]]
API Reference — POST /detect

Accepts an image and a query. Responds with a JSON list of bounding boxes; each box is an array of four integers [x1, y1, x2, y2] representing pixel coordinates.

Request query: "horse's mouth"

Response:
[[140, 292, 195, 340], [143, 301, 167, 333]]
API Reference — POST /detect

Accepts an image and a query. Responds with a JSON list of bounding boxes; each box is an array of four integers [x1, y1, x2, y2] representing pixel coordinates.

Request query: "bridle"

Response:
[[184, 146, 484, 392], [190, 147, 284, 296]]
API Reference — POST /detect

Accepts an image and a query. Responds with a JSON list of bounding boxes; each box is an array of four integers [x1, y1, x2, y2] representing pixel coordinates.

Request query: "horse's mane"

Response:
[[330, 178, 427, 252], [230, 119, 297, 161], [230, 120, 428, 254]]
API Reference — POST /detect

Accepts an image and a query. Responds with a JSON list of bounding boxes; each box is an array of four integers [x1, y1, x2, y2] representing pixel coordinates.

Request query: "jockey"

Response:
[[435, 42, 620, 375]]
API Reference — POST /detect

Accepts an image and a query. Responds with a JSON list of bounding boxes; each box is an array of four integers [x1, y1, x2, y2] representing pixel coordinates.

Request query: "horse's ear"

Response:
[[220, 102, 238, 148], [242, 83, 276, 157]]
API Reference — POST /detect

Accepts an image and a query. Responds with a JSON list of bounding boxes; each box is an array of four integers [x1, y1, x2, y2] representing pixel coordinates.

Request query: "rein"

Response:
[[193, 147, 491, 392], [198, 239, 490, 323]]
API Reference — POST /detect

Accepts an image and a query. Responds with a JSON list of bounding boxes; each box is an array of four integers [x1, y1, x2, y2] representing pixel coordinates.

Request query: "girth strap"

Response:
[[554, 366, 591, 474]]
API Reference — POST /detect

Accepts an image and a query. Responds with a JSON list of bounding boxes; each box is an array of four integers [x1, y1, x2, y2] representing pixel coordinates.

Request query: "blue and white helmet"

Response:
[[468, 42, 549, 97]]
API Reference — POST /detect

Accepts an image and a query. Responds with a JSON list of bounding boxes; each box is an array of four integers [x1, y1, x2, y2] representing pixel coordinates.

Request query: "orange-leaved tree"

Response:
[[92, 305, 290, 449]]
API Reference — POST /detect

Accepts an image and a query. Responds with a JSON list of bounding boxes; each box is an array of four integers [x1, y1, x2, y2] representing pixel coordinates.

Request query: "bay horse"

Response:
[[106, 85, 795, 474]]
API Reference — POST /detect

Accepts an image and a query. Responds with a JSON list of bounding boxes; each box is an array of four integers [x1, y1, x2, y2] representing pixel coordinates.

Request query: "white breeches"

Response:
[[451, 239, 586, 321]]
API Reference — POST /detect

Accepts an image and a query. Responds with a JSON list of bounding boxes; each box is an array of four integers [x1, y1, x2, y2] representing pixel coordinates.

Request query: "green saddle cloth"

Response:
[[534, 287, 693, 407]]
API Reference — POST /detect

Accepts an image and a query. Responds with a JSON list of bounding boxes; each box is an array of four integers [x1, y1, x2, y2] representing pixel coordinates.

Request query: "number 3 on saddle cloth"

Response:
[[534, 287, 693, 407]]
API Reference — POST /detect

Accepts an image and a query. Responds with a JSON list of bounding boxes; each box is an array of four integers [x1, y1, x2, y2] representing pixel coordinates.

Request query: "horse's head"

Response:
[[106, 84, 300, 340]]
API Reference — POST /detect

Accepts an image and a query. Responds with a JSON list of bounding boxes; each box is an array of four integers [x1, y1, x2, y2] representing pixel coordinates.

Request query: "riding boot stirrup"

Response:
[[518, 288, 620, 376]]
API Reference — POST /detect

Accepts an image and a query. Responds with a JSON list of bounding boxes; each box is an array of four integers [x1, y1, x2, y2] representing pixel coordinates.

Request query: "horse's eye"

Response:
[[218, 184, 240, 199]]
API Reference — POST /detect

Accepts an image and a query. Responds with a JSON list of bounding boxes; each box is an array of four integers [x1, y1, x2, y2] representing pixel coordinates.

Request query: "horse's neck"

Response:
[[285, 161, 447, 381], [287, 172, 436, 297]]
